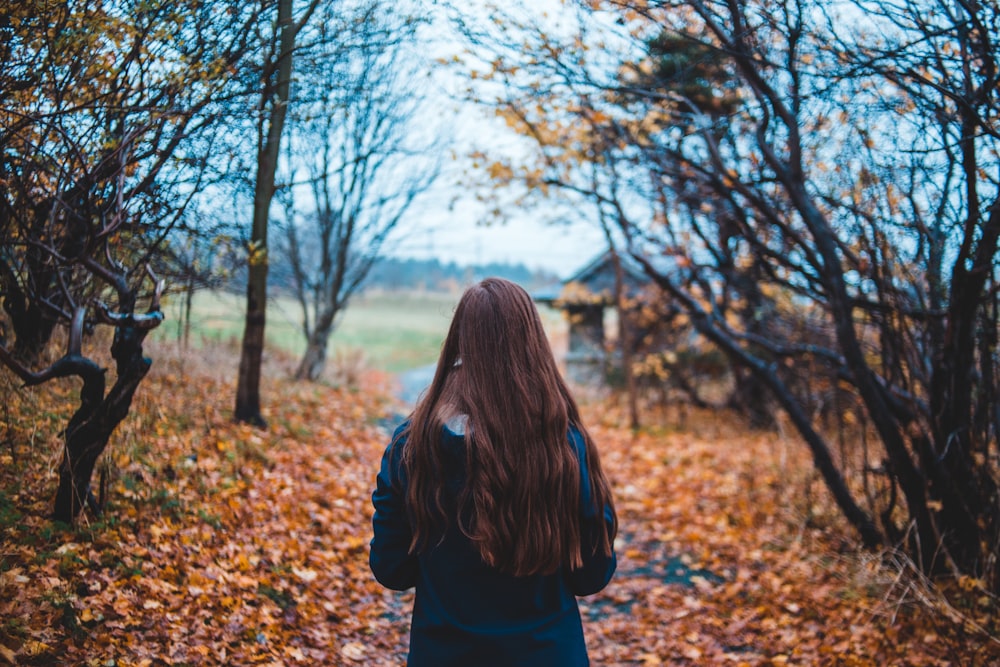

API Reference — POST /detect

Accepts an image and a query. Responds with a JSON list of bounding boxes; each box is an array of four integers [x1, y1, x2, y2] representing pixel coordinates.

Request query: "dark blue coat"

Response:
[[370, 422, 616, 667]]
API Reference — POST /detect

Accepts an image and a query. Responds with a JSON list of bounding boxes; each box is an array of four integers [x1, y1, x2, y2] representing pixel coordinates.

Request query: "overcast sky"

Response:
[[380, 0, 610, 279], [387, 196, 609, 278]]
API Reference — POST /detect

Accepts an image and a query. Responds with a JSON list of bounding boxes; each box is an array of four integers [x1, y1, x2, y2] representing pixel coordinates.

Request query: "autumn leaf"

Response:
[[0, 341, 997, 664]]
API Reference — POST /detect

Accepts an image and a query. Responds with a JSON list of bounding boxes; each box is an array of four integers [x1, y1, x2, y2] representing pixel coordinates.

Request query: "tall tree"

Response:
[[276, 0, 442, 381], [234, 0, 323, 425]]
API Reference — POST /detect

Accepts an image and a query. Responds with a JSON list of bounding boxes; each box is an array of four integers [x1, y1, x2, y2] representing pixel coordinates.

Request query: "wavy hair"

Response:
[[398, 277, 617, 576]]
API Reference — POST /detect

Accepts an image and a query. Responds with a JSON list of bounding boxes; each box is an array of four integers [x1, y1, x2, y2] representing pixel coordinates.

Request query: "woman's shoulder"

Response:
[[443, 413, 468, 436], [387, 417, 464, 453], [385, 421, 410, 454], [391, 420, 411, 440]]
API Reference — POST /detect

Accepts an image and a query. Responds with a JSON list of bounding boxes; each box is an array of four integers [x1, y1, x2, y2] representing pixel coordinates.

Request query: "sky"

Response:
[[386, 198, 610, 279], [380, 0, 611, 280]]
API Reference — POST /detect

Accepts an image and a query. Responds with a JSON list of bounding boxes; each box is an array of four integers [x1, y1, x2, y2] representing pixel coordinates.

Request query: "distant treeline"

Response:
[[358, 257, 560, 293], [219, 254, 561, 297]]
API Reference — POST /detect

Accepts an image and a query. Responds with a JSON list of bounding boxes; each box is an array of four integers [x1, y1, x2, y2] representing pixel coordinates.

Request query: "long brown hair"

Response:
[[398, 277, 617, 576]]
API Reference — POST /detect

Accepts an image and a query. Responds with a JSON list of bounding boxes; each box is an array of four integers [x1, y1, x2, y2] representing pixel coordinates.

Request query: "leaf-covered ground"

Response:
[[1, 344, 998, 665]]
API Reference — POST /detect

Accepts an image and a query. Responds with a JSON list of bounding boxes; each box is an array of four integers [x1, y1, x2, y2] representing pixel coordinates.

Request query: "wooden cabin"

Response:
[[534, 250, 649, 385]]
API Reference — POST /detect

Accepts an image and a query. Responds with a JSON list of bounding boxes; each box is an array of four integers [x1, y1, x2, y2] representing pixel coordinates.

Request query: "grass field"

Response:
[[154, 288, 566, 374]]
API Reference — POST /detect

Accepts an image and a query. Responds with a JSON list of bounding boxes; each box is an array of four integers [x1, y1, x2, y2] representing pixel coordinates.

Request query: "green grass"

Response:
[[155, 288, 566, 374], [320, 291, 459, 372], [155, 289, 460, 373]]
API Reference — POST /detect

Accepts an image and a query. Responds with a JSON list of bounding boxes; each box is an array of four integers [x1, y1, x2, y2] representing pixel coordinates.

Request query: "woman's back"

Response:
[[369, 277, 617, 666]]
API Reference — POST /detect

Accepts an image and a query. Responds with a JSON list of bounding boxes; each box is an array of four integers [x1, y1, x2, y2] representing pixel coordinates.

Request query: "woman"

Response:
[[370, 277, 618, 666]]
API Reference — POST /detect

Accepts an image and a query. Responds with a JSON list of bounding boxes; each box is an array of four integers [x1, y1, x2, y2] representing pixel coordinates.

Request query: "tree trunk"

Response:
[[52, 326, 154, 522], [182, 275, 193, 350], [0, 257, 58, 365], [610, 252, 640, 431], [796, 189, 938, 565], [295, 335, 328, 381], [234, 0, 297, 427], [235, 295, 267, 426], [927, 193, 1000, 576], [294, 309, 337, 382], [726, 367, 776, 430]]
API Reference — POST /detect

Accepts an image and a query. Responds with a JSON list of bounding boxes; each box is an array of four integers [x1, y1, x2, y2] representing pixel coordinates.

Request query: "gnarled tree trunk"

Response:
[[53, 324, 155, 522]]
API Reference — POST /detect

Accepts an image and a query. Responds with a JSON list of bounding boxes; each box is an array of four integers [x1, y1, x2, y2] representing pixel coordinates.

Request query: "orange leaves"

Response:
[[1, 343, 398, 664], [340, 641, 368, 661], [1, 343, 998, 664], [486, 160, 515, 182], [579, 414, 1000, 664]]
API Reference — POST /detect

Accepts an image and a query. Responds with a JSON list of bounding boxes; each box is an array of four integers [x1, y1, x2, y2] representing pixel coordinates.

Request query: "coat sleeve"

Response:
[[369, 433, 419, 591], [565, 427, 617, 597]]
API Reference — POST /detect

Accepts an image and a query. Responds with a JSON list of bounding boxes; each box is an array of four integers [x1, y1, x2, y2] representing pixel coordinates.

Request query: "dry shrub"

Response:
[[324, 346, 369, 389], [846, 545, 1000, 659]]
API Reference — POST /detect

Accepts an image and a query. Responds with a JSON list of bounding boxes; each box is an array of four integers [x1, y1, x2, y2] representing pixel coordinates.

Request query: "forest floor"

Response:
[[1, 342, 998, 666]]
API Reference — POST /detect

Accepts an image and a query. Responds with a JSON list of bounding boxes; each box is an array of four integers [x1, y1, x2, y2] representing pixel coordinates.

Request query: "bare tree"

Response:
[[157, 223, 243, 350], [234, 0, 324, 425], [275, 0, 442, 381]]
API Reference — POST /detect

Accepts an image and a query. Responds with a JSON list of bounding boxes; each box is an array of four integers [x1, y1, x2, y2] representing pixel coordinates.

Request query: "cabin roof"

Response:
[[534, 249, 665, 306]]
